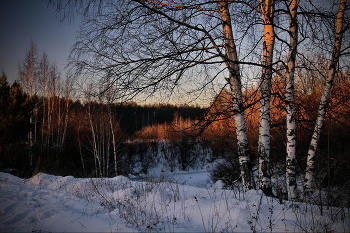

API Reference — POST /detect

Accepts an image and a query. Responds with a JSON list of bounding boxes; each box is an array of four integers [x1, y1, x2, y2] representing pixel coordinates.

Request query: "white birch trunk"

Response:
[[41, 97, 46, 155], [56, 95, 62, 166], [77, 121, 86, 175], [59, 95, 69, 158], [108, 105, 118, 176], [106, 122, 110, 177], [101, 119, 105, 177], [62, 79, 72, 150], [285, 0, 299, 201], [19, 42, 37, 168], [39, 54, 49, 156], [258, 0, 275, 196], [304, 0, 347, 197], [88, 102, 102, 177], [218, 0, 255, 191], [47, 97, 52, 149]]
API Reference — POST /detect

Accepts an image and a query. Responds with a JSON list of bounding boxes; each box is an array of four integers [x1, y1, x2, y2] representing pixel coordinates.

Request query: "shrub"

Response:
[[210, 153, 241, 189]]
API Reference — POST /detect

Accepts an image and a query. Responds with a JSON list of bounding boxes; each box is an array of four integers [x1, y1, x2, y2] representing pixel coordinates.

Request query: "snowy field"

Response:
[[1, 169, 349, 232]]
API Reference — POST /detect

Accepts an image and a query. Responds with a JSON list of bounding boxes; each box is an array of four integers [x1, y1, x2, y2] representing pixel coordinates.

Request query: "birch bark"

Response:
[[258, 0, 275, 196], [217, 0, 255, 191], [108, 104, 119, 176], [87, 90, 102, 177], [304, 0, 347, 197], [286, 0, 299, 201]]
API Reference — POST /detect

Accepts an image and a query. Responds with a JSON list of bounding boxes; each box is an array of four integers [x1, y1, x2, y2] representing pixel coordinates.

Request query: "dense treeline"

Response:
[[113, 102, 205, 135]]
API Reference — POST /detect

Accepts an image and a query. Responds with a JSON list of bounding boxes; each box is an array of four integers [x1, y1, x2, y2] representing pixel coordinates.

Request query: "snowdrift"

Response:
[[1, 170, 349, 232]]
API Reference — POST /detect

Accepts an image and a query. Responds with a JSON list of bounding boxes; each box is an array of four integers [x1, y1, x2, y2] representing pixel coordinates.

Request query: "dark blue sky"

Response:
[[0, 0, 81, 83]]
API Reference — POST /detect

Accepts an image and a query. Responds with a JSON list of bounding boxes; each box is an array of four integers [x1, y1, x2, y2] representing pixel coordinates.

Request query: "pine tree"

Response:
[[0, 73, 35, 164]]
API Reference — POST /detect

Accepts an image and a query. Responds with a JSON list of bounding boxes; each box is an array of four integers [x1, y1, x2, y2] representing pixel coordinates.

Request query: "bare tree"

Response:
[[102, 74, 124, 176], [258, 0, 275, 196], [217, 0, 256, 191], [18, 41, 39, 168], [304, 0, 349, 198], [50, 0, 259, 190], [85, 83, 102, 177], [38, 53, 50, 154], [285, 0, 299, 201], [19, 41, 39, 96]]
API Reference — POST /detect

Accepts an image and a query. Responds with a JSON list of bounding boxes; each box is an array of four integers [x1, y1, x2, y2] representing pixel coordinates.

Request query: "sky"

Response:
[[0, 0, 81, 83]]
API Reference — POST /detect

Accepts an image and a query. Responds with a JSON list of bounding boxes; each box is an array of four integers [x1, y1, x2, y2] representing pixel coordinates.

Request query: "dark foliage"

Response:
[[0, 92, 207, 178], [209, 152, 241, 189], [0, 74, 35, 175], [114, 103, 206, 135]]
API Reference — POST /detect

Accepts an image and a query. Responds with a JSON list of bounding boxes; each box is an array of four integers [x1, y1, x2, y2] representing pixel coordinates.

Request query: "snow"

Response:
[[1, 170, 349, 232]]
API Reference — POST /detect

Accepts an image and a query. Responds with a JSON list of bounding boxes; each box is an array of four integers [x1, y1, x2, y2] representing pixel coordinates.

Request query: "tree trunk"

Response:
[[88, 103, 102, 177], [19, 42, 38, 170], [217, 0, 255, 191], [258, 0, 275, 196], [108, 104, 118, 176], [285, 0, 299, 201], [77, 121, 86, 176], [304, 0, 347, 198]]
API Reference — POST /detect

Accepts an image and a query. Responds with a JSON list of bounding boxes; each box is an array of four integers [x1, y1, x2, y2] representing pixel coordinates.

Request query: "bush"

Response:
[[210, 153, 241, 189]]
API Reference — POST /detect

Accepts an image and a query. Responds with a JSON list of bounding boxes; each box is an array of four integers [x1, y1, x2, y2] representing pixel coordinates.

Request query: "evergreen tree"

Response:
[[0, 73, 35, 164]]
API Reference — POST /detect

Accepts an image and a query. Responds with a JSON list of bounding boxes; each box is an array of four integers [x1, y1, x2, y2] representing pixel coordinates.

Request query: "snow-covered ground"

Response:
[[1, 169, 349, 232]]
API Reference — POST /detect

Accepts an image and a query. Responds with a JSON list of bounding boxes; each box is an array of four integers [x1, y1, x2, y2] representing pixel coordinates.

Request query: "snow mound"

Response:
[[1, 171, 349, 232]]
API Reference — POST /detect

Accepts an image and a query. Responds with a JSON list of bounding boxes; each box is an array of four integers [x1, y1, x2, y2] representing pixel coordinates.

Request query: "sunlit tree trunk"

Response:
[[304, 0, 347, 198], [218, 0, 255, 191], [258, 0, 275, 196], [285, 0, 299, 201]]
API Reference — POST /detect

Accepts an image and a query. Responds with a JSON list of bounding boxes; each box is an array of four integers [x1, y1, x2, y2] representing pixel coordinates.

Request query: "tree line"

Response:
[[0, 63, 206, 177]]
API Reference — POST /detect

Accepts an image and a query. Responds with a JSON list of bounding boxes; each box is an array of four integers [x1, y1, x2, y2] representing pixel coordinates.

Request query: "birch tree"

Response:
[[19, 41, 39, 97], [18, 41, 39, 168], [38, 53, 50, 155], [103, 75, 123, 176], [285, 0, 299, 201], [51, 0, 257, 190], [304, 0, 349, 197], [258, 0, 275, 196], [217, 0, 256, 191], [85, 85, 102, 177]]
